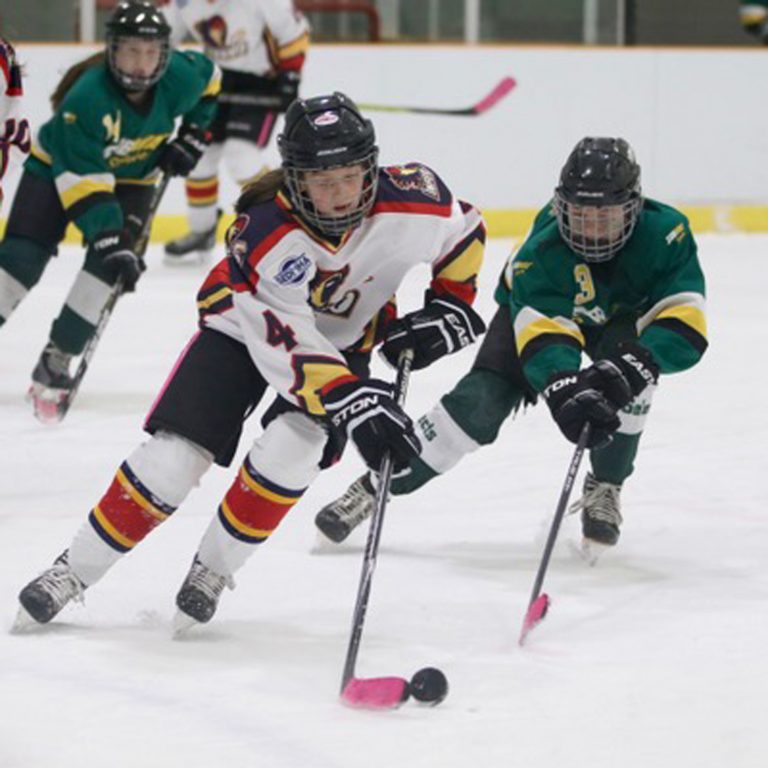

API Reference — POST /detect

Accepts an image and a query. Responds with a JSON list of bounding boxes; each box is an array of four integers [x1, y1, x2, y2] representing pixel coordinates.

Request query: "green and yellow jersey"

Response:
[[27, 49, 220, 243], [741, 2, 768, 35], [496, 198, 708, 392]]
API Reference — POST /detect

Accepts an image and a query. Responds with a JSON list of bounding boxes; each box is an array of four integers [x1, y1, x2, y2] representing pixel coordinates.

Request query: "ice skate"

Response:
[[28, 342, 74, 424], [15, 551, 85, 629], [163, 211, 221, 266], [314, 474, 376, 545], [569, 472, 623, 562], [173, 555, 234, 637]]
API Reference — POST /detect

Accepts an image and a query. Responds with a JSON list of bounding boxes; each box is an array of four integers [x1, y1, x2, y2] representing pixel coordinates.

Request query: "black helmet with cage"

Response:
[[105, 1, 171, 92], [278, 92, 379, 237], [554, 136, 643, 262]]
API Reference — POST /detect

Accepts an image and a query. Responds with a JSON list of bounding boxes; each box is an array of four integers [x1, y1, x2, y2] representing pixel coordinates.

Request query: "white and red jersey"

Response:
[[197, 163, 486, 415], [0, 37, 30, 195], [159, 0, 309, 76]]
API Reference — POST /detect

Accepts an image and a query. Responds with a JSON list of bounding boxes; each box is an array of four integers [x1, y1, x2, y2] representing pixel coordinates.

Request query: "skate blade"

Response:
[[576, 537, 612, 566], [171, 610, 200, 639], [309, 529, 354, 555], [10, 605, 42, 634], [28, 385, 67, 424]]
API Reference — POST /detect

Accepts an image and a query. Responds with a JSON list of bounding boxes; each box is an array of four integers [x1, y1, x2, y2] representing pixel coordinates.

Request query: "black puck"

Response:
[[409, 667, 449, 705]]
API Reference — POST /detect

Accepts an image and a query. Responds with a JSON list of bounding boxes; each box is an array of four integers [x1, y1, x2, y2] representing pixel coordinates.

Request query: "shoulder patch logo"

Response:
[[385, 164, 440, 201], [665, 223, 687, 245], [275, 253, 312, 286], [225, 213, 250, 264]]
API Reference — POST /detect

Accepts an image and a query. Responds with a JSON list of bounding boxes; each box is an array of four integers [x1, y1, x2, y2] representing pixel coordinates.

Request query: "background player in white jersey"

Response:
[[0, 36, 30, 208], [160, 0, 310, 264], [16, 92, 487, 634]]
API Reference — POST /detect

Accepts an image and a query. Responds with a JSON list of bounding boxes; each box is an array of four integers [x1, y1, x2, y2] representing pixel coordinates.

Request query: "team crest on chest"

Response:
[[310, 266, 360, 317], [196, 15, 228, 48], [385, 164, 440, 201]]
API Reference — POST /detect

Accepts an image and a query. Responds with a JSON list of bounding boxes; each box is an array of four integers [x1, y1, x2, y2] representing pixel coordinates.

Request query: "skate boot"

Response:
[[315, 474, 376, 544], [28, 342, 74, 423], [16, 551, 85, 628], [163, 210, 221, 266], [173, 555, 234, 636], [570, 472, 623, 550]]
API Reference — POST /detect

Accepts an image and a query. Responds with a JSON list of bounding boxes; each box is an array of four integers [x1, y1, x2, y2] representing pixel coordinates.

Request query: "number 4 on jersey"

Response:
[[264, 310, 298, 351]]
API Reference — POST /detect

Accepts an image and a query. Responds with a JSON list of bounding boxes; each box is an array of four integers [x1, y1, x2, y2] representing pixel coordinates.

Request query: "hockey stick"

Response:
[[218, 76, 516, 117], [54, 174, 170, 421], [358, 76, 517, 116], [339, 349, 416, 709], [518, 422, 591, 646]]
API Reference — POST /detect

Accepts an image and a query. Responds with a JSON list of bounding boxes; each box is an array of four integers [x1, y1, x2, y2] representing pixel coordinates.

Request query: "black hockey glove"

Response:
[[92, 231, 145, 292], [275, 70, 300, 112], [381, 294, 486, 371], [158, 124, 211, 178], [543, 370, 621, 448], [321, 378, 421, 472], [583, 340, 660, 409]]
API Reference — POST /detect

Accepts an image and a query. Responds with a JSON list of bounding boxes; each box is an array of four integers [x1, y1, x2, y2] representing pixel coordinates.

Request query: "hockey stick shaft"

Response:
[[61, 174, 170, 416], [340, 350, 414, 698], [219, 76, 516, 117], [357, 76, 516, 116], [519, 422, 591, 645]]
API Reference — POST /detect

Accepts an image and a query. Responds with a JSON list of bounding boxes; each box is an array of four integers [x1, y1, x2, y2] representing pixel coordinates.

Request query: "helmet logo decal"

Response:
[[313, 111, 340, 126]]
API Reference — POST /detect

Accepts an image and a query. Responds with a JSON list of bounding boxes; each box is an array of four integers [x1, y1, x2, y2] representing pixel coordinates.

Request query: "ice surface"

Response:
[[0, 237, 764, 768]]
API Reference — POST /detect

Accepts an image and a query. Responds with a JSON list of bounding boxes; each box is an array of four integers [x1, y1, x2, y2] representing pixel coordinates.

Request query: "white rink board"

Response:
[[5, 43, 768, 215]]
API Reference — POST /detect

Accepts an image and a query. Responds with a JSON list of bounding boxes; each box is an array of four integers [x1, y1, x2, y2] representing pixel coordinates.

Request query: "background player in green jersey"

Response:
[[740, 2, 768, 42], [0, 1, 220, 420], [315, 136, 708, 554]]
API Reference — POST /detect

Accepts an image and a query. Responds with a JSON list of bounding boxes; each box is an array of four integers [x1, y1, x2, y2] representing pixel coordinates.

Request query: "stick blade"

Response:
[[519, 593, 550, 646], [340, 676, 410, 710], [473, 76, 517, 115]]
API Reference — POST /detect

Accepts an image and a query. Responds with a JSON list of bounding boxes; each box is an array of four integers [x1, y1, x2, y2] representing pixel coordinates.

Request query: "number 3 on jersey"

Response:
[[264, 310, 298, 351], [574, 264, 595, 306]]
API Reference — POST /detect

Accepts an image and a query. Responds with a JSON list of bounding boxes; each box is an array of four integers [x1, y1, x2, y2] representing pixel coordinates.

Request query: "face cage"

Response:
[[284, 152, 379, 237], [107, 36, 170, 92], [554, 194, 642, 262]]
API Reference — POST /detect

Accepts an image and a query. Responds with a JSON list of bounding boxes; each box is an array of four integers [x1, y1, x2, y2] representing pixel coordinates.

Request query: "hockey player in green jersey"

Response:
[[315, 136, 708, 553], [0, 1, 221, 422], [740, 2, 768, 41]]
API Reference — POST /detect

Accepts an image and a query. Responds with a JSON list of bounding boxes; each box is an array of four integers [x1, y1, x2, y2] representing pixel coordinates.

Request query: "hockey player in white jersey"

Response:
[[0, 36, 30, 208], [16, 92, 487, 634], [160, 0, 310, 264]]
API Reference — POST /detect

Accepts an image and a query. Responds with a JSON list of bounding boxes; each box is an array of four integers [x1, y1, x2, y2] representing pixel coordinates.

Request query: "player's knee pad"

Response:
[[88, 433, 212, 555], [61, 267, 115, 326], [0, 237, 52, 322], [412, 402, 480, 476], [188, 143, 223, 180], [213, 414, 324, 547], [248, 411, 326, 489], [442, 368, 524, 445], [126, 431, 214, 508], [617, 383, 656, 436], [0, 235, 51, 288], [222, 138, 266, 185]]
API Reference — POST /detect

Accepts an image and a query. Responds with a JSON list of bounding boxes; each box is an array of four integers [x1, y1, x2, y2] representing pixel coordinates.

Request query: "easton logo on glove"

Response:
[[330, 393, 381, 429], [619, 350, 657, 389]]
